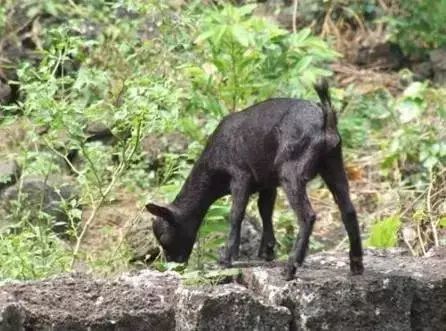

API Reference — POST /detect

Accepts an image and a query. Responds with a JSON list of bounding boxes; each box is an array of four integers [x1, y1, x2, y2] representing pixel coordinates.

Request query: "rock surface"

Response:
[[141, 132, 189, 170], [0, 177, 78, 233], [355, 42, 406, 70], [175, 283, 291, 331], [0, 119, 28, 153], [243, 248, 446, 331], [0, 270, 178, 331], [0, 160, 20, 191], [125, 211, 160, 264], [239, 216, 263, 260], [430, 48, 446, 84], [0, 80, 12, 105], [0, 249, 445, 331], [217, 216, 264, 262], [79, 201, 160, 264]]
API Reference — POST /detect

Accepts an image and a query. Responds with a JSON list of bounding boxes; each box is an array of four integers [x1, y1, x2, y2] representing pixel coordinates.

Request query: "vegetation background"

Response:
[[0, 0, 444, 281]]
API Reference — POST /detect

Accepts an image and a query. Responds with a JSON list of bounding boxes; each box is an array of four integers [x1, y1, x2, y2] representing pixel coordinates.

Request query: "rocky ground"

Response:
[[0, 248, 445, 331]]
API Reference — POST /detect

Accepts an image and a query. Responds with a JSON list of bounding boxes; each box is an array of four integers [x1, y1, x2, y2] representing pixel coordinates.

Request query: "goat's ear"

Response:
[[146, 203, 177, 226]]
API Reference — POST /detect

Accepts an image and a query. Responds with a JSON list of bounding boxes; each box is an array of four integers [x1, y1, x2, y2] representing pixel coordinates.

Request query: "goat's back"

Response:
[[200, 98, 326, 186]]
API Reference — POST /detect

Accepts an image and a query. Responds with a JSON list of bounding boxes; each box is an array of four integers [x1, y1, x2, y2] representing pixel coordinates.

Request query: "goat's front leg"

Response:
[[219, 176, 250, 267], [281, 174, 316, 280], [258, 188, 277, 261]]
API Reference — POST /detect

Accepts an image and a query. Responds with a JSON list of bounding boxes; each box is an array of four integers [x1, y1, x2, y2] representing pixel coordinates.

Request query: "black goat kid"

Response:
[[147, 80, 364, 280]]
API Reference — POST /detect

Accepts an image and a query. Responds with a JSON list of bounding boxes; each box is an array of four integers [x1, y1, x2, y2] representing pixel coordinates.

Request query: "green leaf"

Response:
[[209, 26, 228, 49], [181, 268, 241, 286], [194, 30, 215, 45], [164, 262, 186, 272], [238, 4, 257, 16], [397, 100, 422, 123], [205, 268, 241, 278], [293, 28, 312, 43], [366, 216, 401, 248], [294, 56, 313, 73], [403, 82, 426, 99], [231, 24, 252, 47], [422, 156, 439, 169]]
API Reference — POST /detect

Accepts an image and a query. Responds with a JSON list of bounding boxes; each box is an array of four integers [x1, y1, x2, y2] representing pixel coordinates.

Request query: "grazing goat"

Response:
[[147, 80, 364, 280]]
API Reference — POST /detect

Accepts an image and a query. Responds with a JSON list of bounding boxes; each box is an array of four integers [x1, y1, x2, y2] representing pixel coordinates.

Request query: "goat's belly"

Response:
[[250, 169, 280, 190]]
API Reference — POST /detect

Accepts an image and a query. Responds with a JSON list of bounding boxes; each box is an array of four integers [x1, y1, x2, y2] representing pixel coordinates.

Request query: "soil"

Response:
[[78, 193, 159, 270]]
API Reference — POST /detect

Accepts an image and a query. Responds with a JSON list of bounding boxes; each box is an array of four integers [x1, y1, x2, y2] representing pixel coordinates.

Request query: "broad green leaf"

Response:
[[422, 156, 438, 169], [214, 26, 228, 48], [231, 24, 252, 47], [293, 28, 312, 43], [294, 56, 313, 73], [397, 100, 422, 123], [238, 4, 257, 16], [367, 216, 401, 248], [194, 30, 215, 45], [403, 82, 426, 99]]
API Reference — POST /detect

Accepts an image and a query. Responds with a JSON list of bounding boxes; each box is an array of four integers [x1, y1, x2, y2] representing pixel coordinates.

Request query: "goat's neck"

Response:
[[172, 161, 218, 232]]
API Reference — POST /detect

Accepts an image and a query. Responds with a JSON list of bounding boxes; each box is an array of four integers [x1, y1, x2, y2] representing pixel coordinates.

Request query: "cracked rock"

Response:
[[0, 177, 78, 234], [175, 283, 291, 331], [0, 249, 445, 330], [0, 270, 179, 331], [0, 160, 20, 191], [242, 249, 446, 331]]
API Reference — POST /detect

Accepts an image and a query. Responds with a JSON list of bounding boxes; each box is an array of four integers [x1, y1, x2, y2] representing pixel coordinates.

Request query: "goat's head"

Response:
[[146, 203, 195, 263]]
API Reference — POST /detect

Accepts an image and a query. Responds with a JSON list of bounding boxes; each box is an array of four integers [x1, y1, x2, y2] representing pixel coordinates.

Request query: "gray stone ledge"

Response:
[[0, 249, 445, 331]]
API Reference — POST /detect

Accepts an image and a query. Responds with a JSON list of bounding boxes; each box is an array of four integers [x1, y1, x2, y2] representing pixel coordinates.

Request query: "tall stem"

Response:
[[230, 40, 238, 112], [70, 119, 142, 268], [292, 0, 299, 33]]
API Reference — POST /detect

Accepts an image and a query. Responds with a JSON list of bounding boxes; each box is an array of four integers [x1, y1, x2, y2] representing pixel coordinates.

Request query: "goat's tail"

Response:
[[314, 78, 337, 131]]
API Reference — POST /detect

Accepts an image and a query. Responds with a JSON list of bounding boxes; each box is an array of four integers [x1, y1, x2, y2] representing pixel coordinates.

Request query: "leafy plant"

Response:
[[0, 0, 189, 278], [0, 226, 71, 280], [181, 268, 241, 286], [188, 4, 338, 115], [190, 200, 231, 269], [367, 216, 401, 248], [386, 0, 446, 56], [339, 88, 392, 148], [382, 82, 446, 176]]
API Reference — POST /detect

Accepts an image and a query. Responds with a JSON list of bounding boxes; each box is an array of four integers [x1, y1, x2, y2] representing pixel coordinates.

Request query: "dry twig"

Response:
[[292, 0, 299, 33]]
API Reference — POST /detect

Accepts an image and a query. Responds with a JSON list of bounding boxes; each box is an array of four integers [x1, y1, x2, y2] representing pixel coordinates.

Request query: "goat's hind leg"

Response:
[[319, 150, 364, 275], [280, 164, 316, 280], [258, 188, 277, 261]]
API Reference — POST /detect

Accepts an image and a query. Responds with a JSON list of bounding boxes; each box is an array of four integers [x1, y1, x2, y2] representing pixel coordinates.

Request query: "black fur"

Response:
[[147, 80, 364, 280]]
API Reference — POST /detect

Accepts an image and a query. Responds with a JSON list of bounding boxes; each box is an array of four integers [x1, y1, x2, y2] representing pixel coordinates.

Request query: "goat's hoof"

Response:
[[350, 258, 364, 275], [258, 240, 276, 262], [258, 249, 275, 262], [282, 264, 296, 281], [218, 257, 232, 268]]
